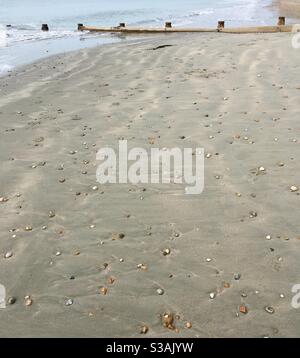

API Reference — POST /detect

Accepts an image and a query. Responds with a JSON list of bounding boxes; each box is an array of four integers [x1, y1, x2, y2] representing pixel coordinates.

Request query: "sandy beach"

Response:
[[0, 32, 300, 337]]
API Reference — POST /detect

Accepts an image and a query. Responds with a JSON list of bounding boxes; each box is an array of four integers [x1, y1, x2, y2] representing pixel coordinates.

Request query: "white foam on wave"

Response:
[[3, 24, 82, 47], [0, 63, 13, 74]]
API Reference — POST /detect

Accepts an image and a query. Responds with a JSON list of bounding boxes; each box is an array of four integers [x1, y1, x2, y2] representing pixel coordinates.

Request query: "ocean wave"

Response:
[[3, 25, 81, 46]]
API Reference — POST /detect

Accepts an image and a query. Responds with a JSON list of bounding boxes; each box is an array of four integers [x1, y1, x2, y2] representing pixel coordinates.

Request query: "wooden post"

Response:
[[41, 24, 49, 31], [119, 23, 126, 28], [218, 21, 225, 30], [278, 17, 285, 26], [165, 22, 172, 28], [78, 23, 84, 31]]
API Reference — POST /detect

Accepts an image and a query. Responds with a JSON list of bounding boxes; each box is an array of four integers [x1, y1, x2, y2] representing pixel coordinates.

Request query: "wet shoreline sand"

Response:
[[0, 32, 300, 337]]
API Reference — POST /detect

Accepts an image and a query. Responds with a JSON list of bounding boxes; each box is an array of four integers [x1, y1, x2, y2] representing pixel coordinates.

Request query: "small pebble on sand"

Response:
[[65, 298, 73, 306], [4, 251, 13, 259]]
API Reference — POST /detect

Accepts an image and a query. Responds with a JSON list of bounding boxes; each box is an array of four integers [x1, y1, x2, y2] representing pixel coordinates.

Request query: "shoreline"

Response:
[[0, 32, 300, 337]]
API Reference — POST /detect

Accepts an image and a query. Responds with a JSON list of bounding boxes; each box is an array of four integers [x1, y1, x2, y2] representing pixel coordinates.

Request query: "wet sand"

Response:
[[0, 32, 300, 337], [276, 0, 300, 17]]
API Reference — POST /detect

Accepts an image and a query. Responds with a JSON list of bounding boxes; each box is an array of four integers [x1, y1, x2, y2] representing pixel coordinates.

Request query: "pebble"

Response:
[[140, 325, 149, 334], [92, 186, 98, 191], [234, 273, 241, 280], [162, 313, 174, 329], [65, 298, 73, 306], [209, 292, 216, 299], [112, 232, 125, 240], [0, 197, 9, 203], [185, 322, 192, 329], [290, 186, 299, 192], [100, 287, 108, 295], [24, 296, 33, 306], [25, 226, 32, 231], [137, 263, 147, 270], [48, 210, 55, 218], [206, 153, 212, 158], [7, 297, 16, 305], [206, 258, 212, 262], [249, 211, 258, 218], [266, 234, 272, 240], [55, 251, 61, 256], [156, 288, 164, 295], [239, 305, 248, 314], [162, 248, 171, 256], [279, 293, 285, 299], [265, 306, 275, 314], [4, 251, 13, 259]]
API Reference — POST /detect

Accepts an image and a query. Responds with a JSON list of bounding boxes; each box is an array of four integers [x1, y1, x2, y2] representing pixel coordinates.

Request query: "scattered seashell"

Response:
[[0, 197, 9, 203], [137, 263, 147, 270], [185, 322, 192, 329], [99, 286, 108, 295], [65, 298, 73, 306], [24, 296, 33, 306], [55, 251, 61, 256], [266, 234, 272, 240], [264, 306, 275, 314], [239, 305, 248, 314], [156, 288, 164, 295], [4, 251, 13, 259], [249, 211, 258, 218], [92, 186, 98, 191], [7, 297, 16, 305], [206, 258, 212, 262], [112, 232, 125, 240], [140, 325, 149, 334], [234, 273, 241, 280], [107, 277, 115, 285], [25, 226, 32, 231], [290, 186, 299, 192], [162, 312, 174, 329], [279, 293, 285, 299], [162, 248, 171, 256], [48, 210, 55, 218], [206, 153, 212, 158]]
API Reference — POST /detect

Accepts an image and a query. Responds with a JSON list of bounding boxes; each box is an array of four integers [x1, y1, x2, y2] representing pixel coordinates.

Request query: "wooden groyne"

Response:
[[77, 17, 298, 34]]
